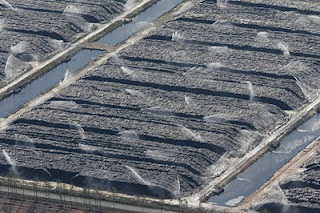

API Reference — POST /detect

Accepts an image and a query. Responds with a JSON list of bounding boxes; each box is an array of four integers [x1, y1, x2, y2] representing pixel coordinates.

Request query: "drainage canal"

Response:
[[208, 113, 320, 207], [97, 0, 184, 45], [0, 49, 102, 118], [0, 0, 185, 119]]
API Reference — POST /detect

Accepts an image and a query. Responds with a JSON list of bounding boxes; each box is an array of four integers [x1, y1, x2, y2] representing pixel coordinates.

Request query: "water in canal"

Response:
[[208, 112, 320, 206], [97, 0, 183, 45], [0, 49, 102, 118]]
